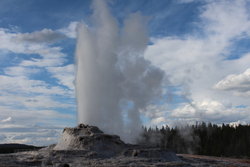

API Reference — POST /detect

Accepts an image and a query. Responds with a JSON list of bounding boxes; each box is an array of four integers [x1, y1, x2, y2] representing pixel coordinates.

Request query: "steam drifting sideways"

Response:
[[75, 0, 164, 143]]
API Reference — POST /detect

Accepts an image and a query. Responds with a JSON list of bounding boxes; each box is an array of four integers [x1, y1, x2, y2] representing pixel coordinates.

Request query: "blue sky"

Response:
[[0, 0, 250, 146]]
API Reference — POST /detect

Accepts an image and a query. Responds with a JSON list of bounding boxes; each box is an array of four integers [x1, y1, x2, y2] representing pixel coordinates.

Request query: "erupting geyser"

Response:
[[75, 0, 164, 143]]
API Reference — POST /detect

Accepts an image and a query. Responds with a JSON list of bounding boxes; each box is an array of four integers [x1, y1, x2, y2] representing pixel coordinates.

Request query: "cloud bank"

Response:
[[144, 0, 250, 126], [0, 22, 77, 145]]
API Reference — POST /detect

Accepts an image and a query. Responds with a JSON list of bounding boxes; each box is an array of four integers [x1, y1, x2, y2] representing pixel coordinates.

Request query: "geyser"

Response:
[[75, 0, 164, 143]]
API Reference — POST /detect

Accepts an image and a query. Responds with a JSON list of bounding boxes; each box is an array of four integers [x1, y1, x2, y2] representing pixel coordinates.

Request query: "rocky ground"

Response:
[[0, 124, 248, 167], [0, 150, 249, 167]]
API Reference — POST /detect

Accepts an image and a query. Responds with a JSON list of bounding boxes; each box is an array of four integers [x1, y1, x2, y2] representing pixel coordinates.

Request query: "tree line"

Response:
[[138, 122, 250, 158]]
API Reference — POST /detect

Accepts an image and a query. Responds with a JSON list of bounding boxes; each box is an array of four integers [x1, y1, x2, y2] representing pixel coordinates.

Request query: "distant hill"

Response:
[[0, 143, 44, 154]]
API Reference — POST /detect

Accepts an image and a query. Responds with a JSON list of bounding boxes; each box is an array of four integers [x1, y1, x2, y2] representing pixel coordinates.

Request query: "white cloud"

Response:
[[0, 28, 77, 145], [4, 66, 40, 76], [1, 117, 12, 123], [0, 123, 63, 146], [19, 46, 67, 67], [144, 0, 250, 126], [0, 28, 67, 67], [0, 94, 73, 109], [0, 73, 75, 132], [47, 64, 75, 90], [171, 100, 250, 123], [150, 117, 166, 125], [16, 28, 66, 44], [0, 20, 78, 146], [201, 0, 250, 38], [0, 75, 70, 96], [59, 21, 78, 38], [214, 68, 250, 96], [0, 103, 74, 146], [0, 27, 75, 110], [0, 26, 75, 144], [142, 99, 250, 127], [0, 106, 74, 124]]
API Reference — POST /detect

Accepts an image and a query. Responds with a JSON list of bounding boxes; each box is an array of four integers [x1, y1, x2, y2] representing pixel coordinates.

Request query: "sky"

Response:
[[0, 0, 250, 146]]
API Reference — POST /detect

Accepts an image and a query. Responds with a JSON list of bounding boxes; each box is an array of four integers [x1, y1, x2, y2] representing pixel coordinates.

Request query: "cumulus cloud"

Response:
[[171, 100, 250, 123], [0, 26, 76, 146], [142, 99, 250, 127], [0, 28, 67, 67], [200, 0, 250, 38], [214, 68, 250, 96], [144, 0, 250, 126]]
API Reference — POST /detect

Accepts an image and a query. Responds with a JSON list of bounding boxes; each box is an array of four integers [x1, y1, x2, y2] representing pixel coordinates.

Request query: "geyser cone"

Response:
[[54, 124, 126, 157], [75, 0, 164, 143]]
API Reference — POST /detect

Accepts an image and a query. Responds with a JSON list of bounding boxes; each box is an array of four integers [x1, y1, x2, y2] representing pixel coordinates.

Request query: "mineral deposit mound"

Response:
[[54, 124, 126, 157]]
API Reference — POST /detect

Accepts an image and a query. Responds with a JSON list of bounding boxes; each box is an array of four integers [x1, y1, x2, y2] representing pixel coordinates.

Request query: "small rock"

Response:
[[57, 163, 70, 167]]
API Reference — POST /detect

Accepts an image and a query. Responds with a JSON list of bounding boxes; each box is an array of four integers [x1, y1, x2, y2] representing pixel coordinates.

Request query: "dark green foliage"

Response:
[[138, 122, 250, 158]]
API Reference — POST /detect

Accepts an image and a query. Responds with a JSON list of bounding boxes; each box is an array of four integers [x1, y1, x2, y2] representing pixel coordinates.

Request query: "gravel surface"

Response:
[[0, 150, 249, 167]]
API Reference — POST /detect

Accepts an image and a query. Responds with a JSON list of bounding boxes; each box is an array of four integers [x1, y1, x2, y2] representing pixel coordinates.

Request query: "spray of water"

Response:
[[75, 0, 164, 143]]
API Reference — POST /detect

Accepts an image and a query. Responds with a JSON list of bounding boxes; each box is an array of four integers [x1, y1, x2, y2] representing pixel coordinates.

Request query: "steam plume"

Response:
[[75, 0, 164, 143]]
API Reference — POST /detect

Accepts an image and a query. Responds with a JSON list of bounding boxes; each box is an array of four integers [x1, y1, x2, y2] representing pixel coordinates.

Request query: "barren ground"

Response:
[[178, 154, 250, 167], [0, 150, 249, 167]]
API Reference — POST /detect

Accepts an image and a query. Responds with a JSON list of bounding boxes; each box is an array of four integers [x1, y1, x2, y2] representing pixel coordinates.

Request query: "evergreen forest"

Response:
[[138, 122, 250, 158]]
